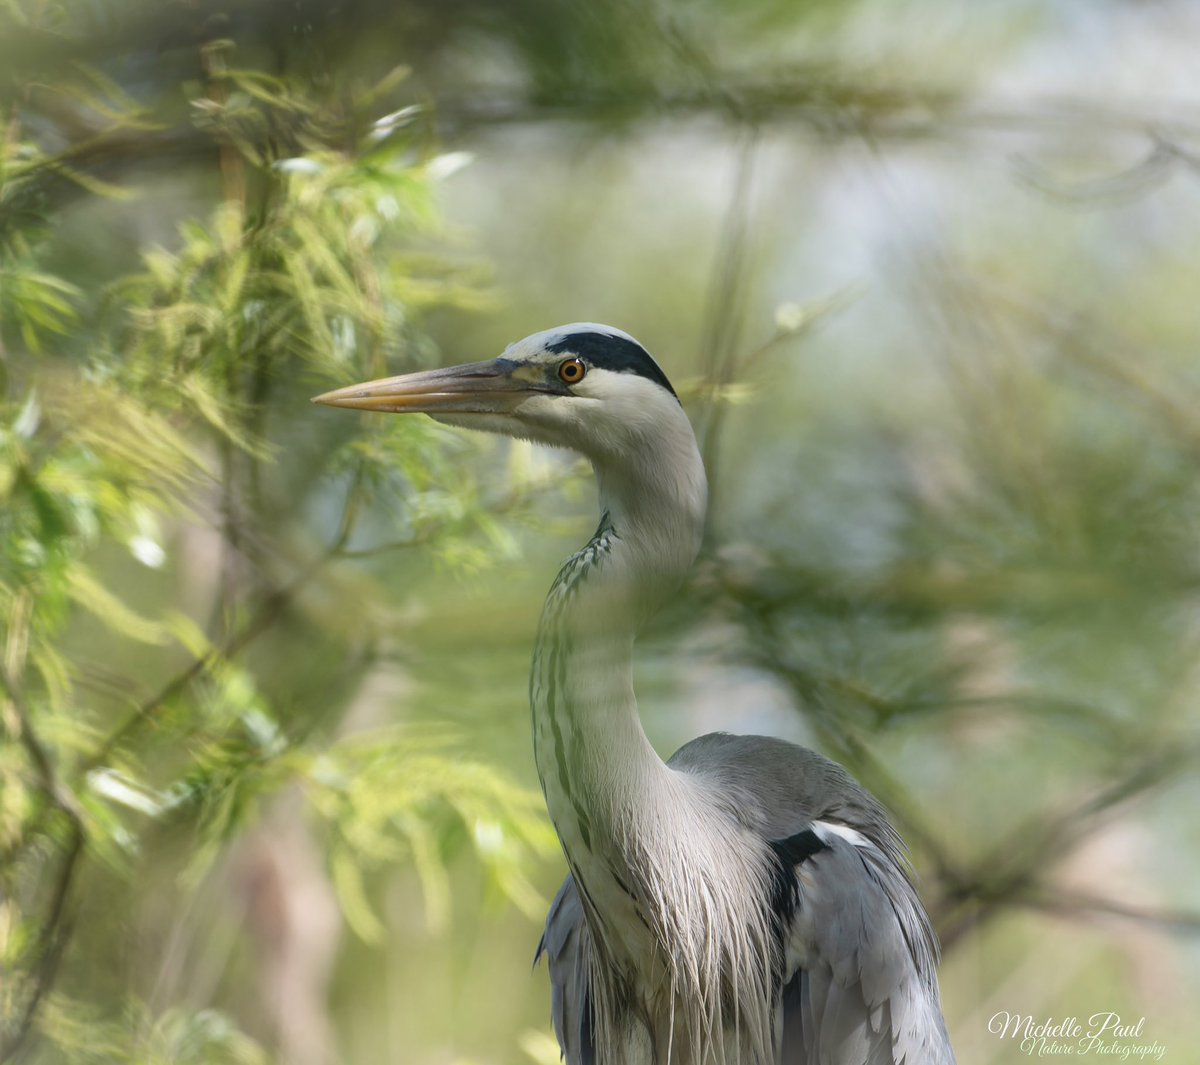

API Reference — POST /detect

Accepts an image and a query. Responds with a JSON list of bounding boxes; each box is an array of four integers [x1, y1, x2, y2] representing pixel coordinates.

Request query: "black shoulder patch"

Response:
[[771, 828, 829, 869], [768, 828, 829, 941], [546, 331, 678, 400]]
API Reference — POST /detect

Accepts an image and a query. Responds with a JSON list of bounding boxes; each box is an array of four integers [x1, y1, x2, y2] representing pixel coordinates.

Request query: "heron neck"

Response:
[[530, 432, 707, 865], [592, 445, 707, 618]]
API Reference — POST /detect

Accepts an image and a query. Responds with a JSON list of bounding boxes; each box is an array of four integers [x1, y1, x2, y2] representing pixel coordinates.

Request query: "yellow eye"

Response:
[[558, 358, 587, 385]]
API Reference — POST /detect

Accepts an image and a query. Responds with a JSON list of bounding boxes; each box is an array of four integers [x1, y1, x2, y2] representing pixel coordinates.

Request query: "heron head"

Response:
[[312, 323, 687, 463]]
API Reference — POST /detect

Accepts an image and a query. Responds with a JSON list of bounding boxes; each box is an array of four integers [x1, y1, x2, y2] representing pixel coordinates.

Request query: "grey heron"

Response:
[[314, 324, 956, 1065]]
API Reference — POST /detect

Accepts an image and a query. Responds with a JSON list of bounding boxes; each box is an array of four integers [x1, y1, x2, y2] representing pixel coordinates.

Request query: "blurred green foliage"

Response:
[[0, 3, 556, 1060], [2, 0, 1200, 1063]]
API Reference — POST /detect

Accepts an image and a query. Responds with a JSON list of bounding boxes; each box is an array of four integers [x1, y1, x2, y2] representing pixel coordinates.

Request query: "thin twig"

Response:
[[84, 467, 368, 771], [933, 738, 1200, 951], [0, 668, 87, 1064], [697, 126, 759, 543], [1021, 888, 1200, 935]]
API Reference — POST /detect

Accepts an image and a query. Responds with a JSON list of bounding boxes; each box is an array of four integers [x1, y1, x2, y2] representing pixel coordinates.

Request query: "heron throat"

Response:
[[530, 432, 707, 851]]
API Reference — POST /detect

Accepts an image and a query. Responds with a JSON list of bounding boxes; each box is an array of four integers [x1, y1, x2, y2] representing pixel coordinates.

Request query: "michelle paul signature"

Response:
[[987, 1011, 1167, 1060]]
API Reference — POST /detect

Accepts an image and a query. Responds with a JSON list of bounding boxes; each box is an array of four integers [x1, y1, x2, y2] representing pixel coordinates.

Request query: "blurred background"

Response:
[[3, 0, 1200, 1062]]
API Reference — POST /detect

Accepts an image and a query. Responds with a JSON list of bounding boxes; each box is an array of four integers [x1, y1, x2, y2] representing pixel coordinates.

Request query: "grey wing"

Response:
[[775, 824, 955, 1065], [535, 875, 594, 1065], [668, 733, 954, 1065]]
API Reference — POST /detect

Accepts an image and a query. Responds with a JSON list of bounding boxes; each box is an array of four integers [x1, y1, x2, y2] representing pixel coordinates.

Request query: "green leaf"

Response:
[[66, 565, 169, 646], [330, 844, 386, 943]]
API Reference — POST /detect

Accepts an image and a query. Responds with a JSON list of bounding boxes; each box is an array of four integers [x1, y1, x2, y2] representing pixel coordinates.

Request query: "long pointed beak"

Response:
[[312, 358, 536, 415]]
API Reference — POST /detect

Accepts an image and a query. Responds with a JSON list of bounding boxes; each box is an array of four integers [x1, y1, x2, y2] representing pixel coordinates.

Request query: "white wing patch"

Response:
[[812, 820, 873, 849]]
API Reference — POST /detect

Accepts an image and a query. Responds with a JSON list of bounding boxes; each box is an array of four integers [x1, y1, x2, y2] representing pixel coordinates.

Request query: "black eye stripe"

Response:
[[546, 332, 678, 400]]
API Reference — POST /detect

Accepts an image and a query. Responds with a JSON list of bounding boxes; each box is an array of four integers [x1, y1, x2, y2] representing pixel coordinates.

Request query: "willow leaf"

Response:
[[66, 565, 169, 646], [330, 844, 385, 943]]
